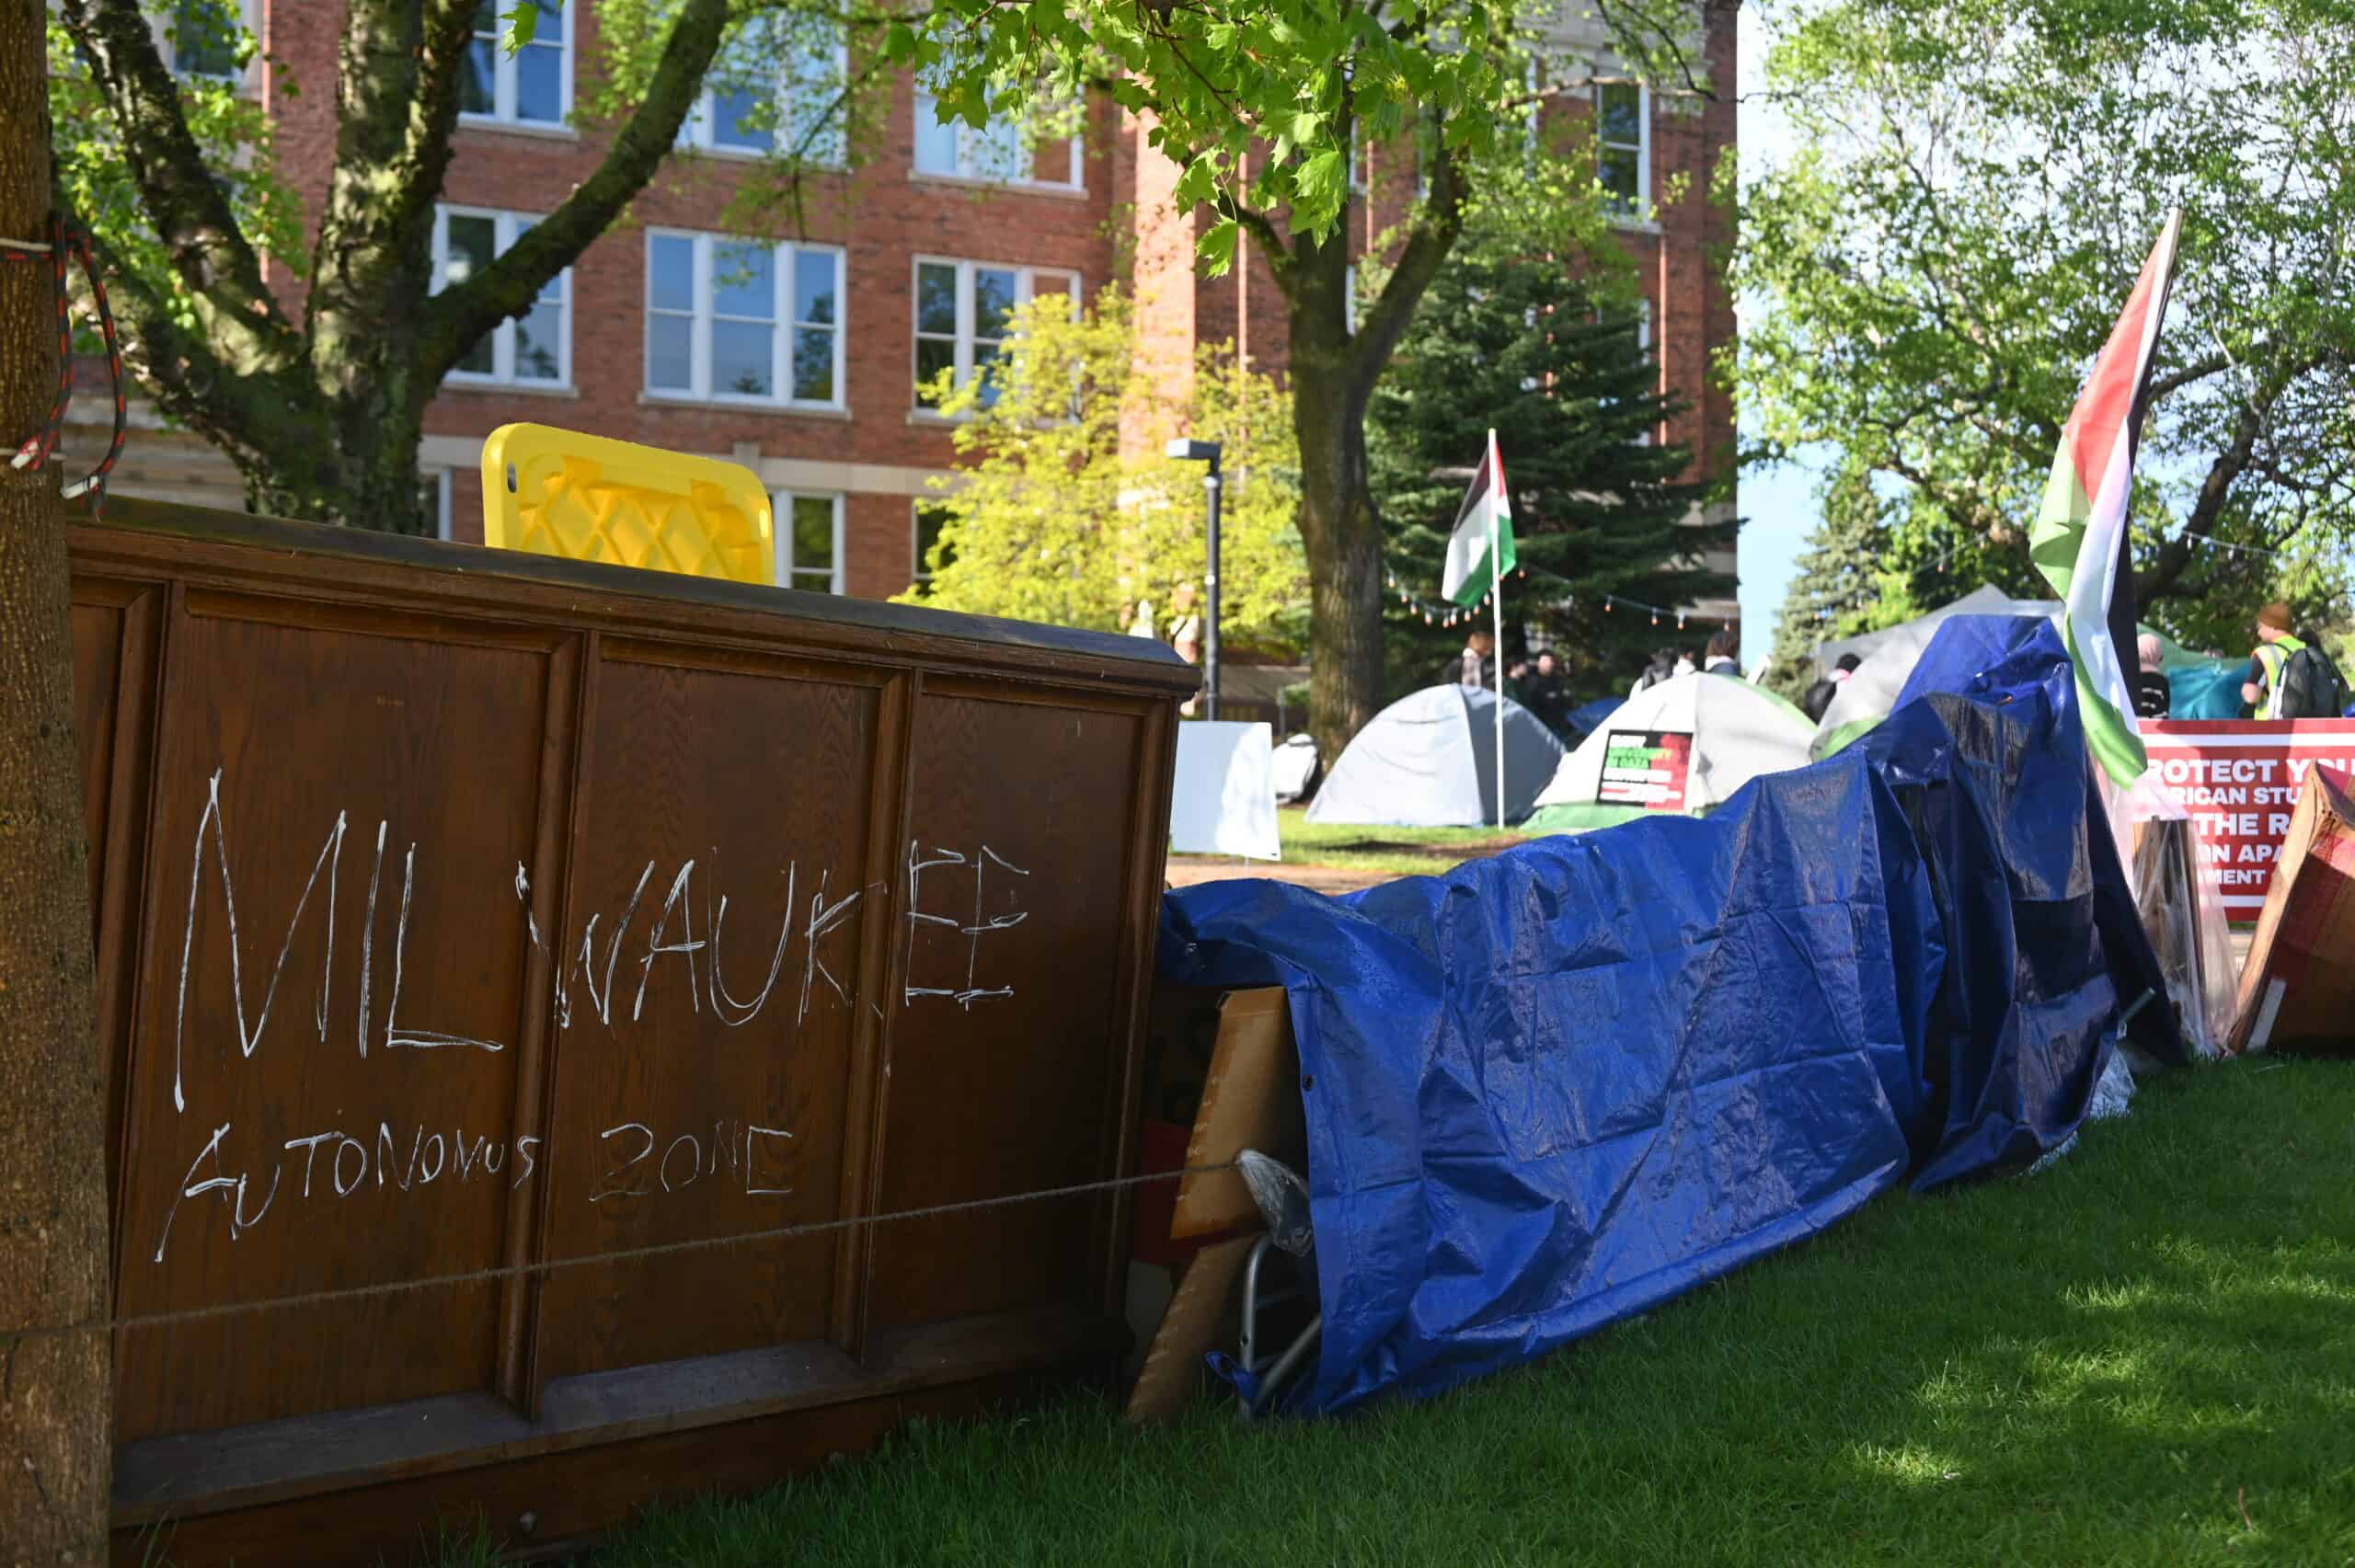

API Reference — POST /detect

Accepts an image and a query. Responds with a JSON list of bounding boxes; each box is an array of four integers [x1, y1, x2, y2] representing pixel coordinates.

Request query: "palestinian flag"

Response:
[[2028, 211, 2183, 786], [1442, 429, 1516, 607]]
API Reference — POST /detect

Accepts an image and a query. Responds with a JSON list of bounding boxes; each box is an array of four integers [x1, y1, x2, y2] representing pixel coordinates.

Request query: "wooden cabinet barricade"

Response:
[[64, 498, 1193, 1563]]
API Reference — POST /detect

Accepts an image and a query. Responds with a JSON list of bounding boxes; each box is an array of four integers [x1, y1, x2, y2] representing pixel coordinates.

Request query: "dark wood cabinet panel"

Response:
[[63, 498, 1189, 1559]]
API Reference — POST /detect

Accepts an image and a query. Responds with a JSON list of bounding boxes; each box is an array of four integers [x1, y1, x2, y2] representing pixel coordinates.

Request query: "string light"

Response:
[[1383, 558, 1738, 630]]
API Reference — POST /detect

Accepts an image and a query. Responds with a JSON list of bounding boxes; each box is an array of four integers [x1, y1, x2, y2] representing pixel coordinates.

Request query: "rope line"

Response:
[[2, 212, 130, 514], [1, 1159, 1247, 1348]]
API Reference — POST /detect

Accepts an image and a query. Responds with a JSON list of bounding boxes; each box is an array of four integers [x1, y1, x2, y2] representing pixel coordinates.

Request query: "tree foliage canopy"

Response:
[[1739, 0, 2355, 653], [895, 287, 1308, 647]]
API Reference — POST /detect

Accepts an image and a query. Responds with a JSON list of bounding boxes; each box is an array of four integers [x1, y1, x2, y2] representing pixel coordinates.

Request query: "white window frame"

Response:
[[910, 257, 1081, 410], [677, 18, 849, 164], [432, 206, 572, 388], [1633, 299, 1655, 446], [460, 2, 573, 130], [642, 230, 848, 409], [911, 84, 1085, 190], [776, 490, 846, 594], [159, 0, 259, 90], [419, 468, 454, 542], [1595, 81, 1651, 218]]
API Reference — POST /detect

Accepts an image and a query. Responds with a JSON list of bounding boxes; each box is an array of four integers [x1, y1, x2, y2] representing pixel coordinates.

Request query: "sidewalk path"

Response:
[[1165, 860, 1393, 896]]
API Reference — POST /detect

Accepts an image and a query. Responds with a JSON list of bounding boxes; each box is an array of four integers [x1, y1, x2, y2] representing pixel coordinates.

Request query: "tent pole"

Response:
[[1490, 500, 1506, 832]]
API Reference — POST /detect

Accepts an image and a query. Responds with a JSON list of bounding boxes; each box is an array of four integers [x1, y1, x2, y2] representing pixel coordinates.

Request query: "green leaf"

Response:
[[500, 2, 539, 54], [1197, 217, 1241, 275]]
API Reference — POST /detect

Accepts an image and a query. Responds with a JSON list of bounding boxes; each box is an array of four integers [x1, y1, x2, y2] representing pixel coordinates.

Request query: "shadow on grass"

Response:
[[554, 1061, 2355, 1567]]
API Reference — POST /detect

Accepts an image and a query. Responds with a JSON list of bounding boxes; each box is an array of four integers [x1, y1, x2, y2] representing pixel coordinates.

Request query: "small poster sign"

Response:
[[1598, 730, 1693, 811]]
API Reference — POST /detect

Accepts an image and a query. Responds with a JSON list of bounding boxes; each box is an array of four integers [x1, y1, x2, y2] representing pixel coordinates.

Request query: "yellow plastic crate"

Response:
[[479, 423, 774, 586]]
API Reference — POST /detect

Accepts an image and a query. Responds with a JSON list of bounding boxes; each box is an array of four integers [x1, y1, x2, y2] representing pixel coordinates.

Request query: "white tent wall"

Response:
[[1533, 673, 1816, 819], [1305, 686, 1566, 828]]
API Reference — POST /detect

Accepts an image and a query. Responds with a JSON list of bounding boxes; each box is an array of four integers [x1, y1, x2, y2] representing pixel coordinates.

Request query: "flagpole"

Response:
[[1488, 429, 1506, 832]]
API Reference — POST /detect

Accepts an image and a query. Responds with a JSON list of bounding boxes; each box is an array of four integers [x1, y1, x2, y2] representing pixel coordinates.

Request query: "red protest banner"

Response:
[[2140, 720, 2355, 917]]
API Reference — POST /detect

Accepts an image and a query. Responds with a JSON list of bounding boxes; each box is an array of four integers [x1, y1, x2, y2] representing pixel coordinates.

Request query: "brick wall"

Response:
[[91, 0, 1733, 614]]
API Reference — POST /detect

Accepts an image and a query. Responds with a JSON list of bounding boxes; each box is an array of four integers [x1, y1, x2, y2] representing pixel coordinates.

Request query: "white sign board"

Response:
[[1169, 721, 1281, 861]]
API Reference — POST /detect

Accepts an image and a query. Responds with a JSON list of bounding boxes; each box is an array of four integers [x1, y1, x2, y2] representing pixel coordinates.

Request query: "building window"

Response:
[[644, 232, 844, 406], [911, 503, 954, 584], [1629, 300, 1655, 445], [778, 491, 844, 593], [1597, 82, 1648, 215], [167, 0, 250, 81], [419, 469, 454, 542], [912, 258, 1079, 409], [461, 0, 569, 128], [678, 15, 847, 164], [913, 70, 1082, 188], [432, 207, 569, 386]]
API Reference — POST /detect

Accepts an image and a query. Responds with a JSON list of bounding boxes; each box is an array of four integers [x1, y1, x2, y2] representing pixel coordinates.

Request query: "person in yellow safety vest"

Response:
[[2240, 601, 2305, 720]]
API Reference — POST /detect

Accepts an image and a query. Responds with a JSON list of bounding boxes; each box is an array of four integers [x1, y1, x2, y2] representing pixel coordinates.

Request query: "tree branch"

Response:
[[73, 207, 327, 467], [1217, 193, 1294, 293], [56, 0, 297, 373], [2138, 368, 2289, 600], [305, 0, 478, 381], [1588, 0, 1718, 102], [1347, 133, 1468, 389], [2145, 351, 2231, 402], [419, 0, 733, 385]]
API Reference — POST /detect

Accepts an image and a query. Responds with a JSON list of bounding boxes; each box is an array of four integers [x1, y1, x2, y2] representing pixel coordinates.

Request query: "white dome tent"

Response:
[[1304, 685, 1566, 828], [1524, 673, 1815, 835]]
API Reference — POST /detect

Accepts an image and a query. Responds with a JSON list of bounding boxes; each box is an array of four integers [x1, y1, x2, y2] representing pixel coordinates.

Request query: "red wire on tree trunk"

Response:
[[2, 212, 129, 517]]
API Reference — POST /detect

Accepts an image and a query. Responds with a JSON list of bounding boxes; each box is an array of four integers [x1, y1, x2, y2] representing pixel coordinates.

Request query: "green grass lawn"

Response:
[[1172, 807, 1526, 878], [530, 1057, 2355, 1566]]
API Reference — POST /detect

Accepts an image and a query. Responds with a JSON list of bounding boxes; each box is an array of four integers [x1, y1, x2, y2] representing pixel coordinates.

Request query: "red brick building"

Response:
[[78, 1, 1736, 620]]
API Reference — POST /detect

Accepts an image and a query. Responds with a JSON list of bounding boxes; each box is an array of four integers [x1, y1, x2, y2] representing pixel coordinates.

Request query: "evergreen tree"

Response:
[[1761, 458, 1894, 701], [1368, 234, 1729, 705]]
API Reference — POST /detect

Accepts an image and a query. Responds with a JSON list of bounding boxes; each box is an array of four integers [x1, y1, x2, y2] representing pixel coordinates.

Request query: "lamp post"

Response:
[[1166, 438, 1223, 719]]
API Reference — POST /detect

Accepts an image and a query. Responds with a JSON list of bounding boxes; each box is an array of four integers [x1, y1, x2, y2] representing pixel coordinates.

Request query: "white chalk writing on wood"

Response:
[[158, 767, 1050, 1265]]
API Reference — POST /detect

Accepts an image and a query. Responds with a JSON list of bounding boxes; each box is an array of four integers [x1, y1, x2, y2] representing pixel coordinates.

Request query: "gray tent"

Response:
[[1305, 684, 1566, 828]]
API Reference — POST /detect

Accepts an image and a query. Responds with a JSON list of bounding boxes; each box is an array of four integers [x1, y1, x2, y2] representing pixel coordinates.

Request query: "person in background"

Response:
[[1630, 646, 1678, 698], [1460, 626, 1495, 690], [2132, 633, 2173, 720], [1525, 650, 1570, 734], [1672, 649, 1698, 677], [1801, 652, 1861, 724], [1168, 581, 1201, 715], [2241, 601, 2303, 719], [1703, 628, 1740, 675]]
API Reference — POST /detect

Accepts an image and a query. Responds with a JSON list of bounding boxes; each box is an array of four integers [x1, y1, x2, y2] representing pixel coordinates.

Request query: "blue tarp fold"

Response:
[[1158, 618, 2181, 1416]]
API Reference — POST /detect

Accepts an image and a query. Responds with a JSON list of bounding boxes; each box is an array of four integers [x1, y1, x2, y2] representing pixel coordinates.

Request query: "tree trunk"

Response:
[[243, 397, 434, 535], [1287, 230, 1385, 764], [1292, 359, 1386, 764], [0, 1, 114, 1559]]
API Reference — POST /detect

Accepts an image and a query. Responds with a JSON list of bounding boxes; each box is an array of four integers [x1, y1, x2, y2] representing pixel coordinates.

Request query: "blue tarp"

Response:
[[1159, 617, 2182, 1416], [1564, 696, 1624, 739]]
